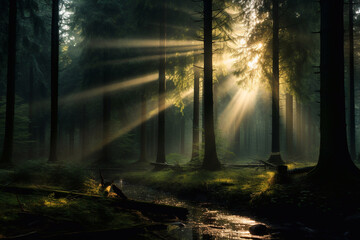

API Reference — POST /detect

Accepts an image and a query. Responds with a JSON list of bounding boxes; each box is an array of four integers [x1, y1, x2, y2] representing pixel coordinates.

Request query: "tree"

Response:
[[267, 0, 284, 165], [48, 0, 59, 162], [156, 0, 167, 164], [138, 89, 147, 162], [309, 0, 360, 180], [348, 0, 355, 160], [1, 0, 17, 168], [202, 0, 221, 170], [191, 67, 200, 162]]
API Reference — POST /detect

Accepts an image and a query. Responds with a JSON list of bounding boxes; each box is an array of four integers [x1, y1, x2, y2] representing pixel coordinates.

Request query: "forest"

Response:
[[1, 0, 360, 239]]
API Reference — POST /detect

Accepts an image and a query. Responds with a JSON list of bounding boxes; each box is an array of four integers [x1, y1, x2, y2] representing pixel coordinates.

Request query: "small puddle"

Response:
[[117, 180, 271, 240]]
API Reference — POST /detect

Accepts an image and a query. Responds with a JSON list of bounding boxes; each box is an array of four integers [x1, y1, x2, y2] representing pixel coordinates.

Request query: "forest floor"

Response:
[[0, 165, 186, 240], [118, 161, 360, 239]]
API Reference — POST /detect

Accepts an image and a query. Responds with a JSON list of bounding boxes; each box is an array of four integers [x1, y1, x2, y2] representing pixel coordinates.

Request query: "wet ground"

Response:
[[117, 180, 270, 240]]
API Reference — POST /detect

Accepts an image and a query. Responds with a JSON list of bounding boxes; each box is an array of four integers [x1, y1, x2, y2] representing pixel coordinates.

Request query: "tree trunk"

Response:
[[156, 1, 166, 164], [102, 50, 111, 164], [309, 0, 360, 180], [139, 90, 147, 162], [191, 67, 200, 162], [202, 0, 221, 170], [81, 104, 88, 162], [180, 115, 185, 154], [48, 0, 59, 162], [28, 62, 34, 160], [348, 0, 356, 160], [69, 123, 75, 156], [268, 0, 284, 165], [285, 93, 293, 156], [1, 0, 17, 168]]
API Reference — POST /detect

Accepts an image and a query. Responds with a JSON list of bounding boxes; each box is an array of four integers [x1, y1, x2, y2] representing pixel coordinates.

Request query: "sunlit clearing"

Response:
[[62, 73, 158, 104], [219, 86, 259, 139], [89, 39, 202, 49], [100, 49, 203, 67], [82, 89, 194, 160]]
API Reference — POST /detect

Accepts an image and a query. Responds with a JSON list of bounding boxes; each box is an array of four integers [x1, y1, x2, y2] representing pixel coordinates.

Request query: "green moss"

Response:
[[122, 168, 274, 205]]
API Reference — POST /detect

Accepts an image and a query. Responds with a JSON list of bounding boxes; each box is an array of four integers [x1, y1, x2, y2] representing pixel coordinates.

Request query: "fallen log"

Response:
[[288, 166, 315, 175], [258, 160, 277, 169], [111, 184, 128, 200], [225, 164, 266, 168], [0, 185, 188, 220], [2, 224, 167, 240], [150, 162, 179, 170]]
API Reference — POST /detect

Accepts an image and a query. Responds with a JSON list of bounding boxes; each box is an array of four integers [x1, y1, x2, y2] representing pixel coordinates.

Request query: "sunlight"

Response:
[[219, 85, 259, 140], [100, 49, 203, 67], [89, 39, 202, 49], [82, 89, 194, 160], [33, 73, 159, 110], [61, 73, 159, 104]]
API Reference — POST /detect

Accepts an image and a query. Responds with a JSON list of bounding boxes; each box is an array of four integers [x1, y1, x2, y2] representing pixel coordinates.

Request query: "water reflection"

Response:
[[120, 181, 270, 240]]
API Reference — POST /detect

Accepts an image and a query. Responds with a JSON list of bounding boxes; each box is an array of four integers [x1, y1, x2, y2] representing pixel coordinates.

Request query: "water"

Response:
[[117, 180, 270, 240]]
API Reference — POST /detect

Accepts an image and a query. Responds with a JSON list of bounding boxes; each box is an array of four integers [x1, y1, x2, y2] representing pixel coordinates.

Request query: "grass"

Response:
[[121, 168, 275, 207], [0, 191, 144, 238]]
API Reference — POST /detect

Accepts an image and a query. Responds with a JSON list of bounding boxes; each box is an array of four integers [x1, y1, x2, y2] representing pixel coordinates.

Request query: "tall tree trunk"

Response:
[[156, 1, 166, 164], [102, 50, 111, 164], [349, 0, 356, 160], [28, 62, 34, 160], [309, 0, 360, 180], [69, 123, 75, 156], [81, 104, 88, 162], [139, 90, 147, 162], [191, 67, 200, 162], [268, 0, 284, 165], [180, 115, 185, 154], [49, 0, 59, 162], [1, 0, 17, 167], [202, 0, 221, 170], [285, 93, 293, 156]]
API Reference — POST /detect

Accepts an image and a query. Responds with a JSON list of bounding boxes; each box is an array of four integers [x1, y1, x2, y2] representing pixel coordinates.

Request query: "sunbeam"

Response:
[[81, 88, 194, 160], [219, 85, 259, 140], [89, 39, 202, 49]]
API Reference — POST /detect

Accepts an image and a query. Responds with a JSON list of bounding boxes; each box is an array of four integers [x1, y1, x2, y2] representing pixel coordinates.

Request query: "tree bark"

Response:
[[180, 115, 185, 154], [102, 50, 111, 164], [191, 67, 200, 162], [202, 0, 221, 170], [285, 93, 293, 155], [28, 62, 34, 160], [309, 0, 360, 180], [156, 1, 166, 164], [69, 123, 75, 156], [1, 0, 17, 168], [81, 103, 88, 162], [48, 0, 59, 162], [139, 90, 147, 162], [348, 0, 356, 160], [268, 0, 284, 165]]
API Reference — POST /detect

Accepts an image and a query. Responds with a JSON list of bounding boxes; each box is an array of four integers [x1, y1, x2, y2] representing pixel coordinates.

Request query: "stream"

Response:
[[116, 179, 271, 240]]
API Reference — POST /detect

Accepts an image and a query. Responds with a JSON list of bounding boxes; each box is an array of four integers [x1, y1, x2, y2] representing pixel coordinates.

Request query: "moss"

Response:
[[121, 168, 274, 206]]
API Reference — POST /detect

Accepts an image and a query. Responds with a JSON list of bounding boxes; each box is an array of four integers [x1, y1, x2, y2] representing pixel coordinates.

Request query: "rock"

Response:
[[249, 224, 269, 236]]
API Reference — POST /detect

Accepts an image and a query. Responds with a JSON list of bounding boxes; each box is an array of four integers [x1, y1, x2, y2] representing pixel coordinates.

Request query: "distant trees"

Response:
[[49, 0, 59, 162], [0, 0, 17, 167]]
